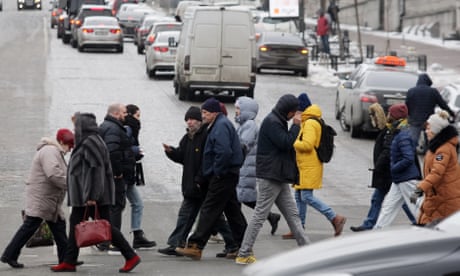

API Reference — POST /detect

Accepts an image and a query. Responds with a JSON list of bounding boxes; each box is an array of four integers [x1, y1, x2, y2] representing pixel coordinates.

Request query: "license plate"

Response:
[[169, 49, 176, 55], [386, 98, 404, 105], [95, 31, 108, 36]]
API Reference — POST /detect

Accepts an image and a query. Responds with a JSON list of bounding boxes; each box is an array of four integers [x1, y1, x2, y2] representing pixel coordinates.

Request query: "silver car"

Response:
[[77, 16, 123, 53], [145, 30, 180, 78], [244, 210, 460, 276]]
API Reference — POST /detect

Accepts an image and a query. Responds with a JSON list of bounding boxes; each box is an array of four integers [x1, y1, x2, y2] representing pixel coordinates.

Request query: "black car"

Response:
[[17, 0, 41, 10]]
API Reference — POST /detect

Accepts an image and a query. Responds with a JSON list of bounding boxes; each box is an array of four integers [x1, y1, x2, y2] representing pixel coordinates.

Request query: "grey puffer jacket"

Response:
[[25, 138, 68, 222], [235, 96, 259, 203]]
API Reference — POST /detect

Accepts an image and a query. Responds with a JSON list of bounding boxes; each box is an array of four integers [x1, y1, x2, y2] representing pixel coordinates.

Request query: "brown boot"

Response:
[[331, 215, 347, 236], [175, 243, 202, 260], [282, 232, 295, 240]]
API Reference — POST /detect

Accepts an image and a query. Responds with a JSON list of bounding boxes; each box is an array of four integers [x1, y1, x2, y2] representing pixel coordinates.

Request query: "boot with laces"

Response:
[[133, 230, 156, 249]]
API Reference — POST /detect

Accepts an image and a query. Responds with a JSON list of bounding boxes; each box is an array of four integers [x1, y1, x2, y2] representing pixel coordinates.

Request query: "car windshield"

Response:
[[434, 211, 460, 233], [364, 71, 417, 89], [157, 31, 180, 43]]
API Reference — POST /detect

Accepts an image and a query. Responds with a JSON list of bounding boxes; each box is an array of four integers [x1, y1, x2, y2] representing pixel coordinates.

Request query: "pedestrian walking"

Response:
[[405, 73, 455, 152], [235, 94, 310, 265], [124, 104, 156, 249], [51, 112, 140, 273], [292, 93, 346, 237], [410, 110, 460, 225], [316, 9, 330, 55], [98, 103, 137, 251], [159, 106, 238, 258], [373, 103, 421, 229], [176, 98, 247, 261], [1, 129, 74, 269], [350, 103, 415, 232], [234, 96, 281, 235]]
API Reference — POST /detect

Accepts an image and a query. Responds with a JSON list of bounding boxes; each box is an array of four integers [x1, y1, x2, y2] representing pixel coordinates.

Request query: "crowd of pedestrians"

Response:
[[2, 71, 460, 272]]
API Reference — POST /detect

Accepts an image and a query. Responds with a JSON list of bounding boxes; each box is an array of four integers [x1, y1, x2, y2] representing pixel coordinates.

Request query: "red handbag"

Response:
[[75, 205, 112, 248]]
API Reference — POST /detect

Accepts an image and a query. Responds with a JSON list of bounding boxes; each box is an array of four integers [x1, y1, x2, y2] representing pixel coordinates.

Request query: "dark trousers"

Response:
[[63, 205, 136, 263], [2, 215, 68, 263], [188, 173, 247, 249], [111, 178, 127, 230], [167, 197, 238, 250]]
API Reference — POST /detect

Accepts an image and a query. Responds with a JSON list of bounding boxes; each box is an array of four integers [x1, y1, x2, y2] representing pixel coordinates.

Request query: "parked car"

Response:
[[336, 56, 418, 138], [56, 11, 68, 39], [243, 210, 460, 276], [256, 31, 308, 77], [76, 16, 123, 53], [50, 1, 64, 28], [145, 30, 180, 78], [70, 4, 113, 48], [17, 0, 41, 10], [116, 3, 156, 38], [174, 6, 256, 101], [134, 15, 175, 54]]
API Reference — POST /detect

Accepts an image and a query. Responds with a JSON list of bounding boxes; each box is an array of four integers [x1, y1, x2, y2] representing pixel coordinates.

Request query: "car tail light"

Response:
[[110, 29, 121, 34], [147, 34, 156, 44], [259, 45, 269, 52], [154, 47, 169, 52], [90, 7, 104, 11], [360, 94, 378, 103], [140, 29, 149, 35], [59, 15, 65, 21], [75, 19, 82, 27], [300, 48, 308, 55], [82, 28, 94, 33], [52, 11, 57, 16], [70, 18, 75, 24], [184, 55, 190, 71]]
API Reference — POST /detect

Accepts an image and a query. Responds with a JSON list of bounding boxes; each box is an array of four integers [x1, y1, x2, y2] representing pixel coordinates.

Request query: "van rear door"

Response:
[[189, 10, 222, 83], [220, 10, 252, 84]]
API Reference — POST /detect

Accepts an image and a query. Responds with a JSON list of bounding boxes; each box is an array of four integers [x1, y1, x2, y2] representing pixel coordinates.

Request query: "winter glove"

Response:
[[410, 187, 424, 204]]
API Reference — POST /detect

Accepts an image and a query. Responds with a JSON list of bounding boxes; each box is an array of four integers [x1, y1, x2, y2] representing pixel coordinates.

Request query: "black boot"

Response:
[[267, 213, 281, 235], [133, 230, 156, 249]]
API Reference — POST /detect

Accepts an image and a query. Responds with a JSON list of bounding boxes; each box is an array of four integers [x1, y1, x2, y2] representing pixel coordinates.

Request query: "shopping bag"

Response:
[[74, 205, 112, 248], [21, 210, 54, 248]]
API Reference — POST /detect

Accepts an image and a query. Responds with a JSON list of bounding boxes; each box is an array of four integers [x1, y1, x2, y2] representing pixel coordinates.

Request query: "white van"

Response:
[[174, 5, 257, 101]]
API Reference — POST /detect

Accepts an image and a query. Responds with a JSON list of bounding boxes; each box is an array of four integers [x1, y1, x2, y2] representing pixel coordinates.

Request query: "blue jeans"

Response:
[[126, 184, 144, 231], [360, 187, 417, 229], [320, 35, 330, 54], [295, 189, 336, 227]]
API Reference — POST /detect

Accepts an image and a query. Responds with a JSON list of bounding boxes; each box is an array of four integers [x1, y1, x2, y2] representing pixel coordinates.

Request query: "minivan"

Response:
[[174, 6, 257, 101]]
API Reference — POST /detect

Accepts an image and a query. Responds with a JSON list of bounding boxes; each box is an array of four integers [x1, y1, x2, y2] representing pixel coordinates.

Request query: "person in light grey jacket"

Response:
[[234, 96, 281, 235], [1, 129, 74, 269]]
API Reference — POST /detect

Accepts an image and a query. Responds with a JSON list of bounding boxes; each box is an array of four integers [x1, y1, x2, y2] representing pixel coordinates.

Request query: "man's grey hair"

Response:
[[107, 103, 124, 116]]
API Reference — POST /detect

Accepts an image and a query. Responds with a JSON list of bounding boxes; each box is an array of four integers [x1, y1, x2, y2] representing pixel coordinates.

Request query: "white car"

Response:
[[77, 16, 123, 53], [145, 30, 180, 78]]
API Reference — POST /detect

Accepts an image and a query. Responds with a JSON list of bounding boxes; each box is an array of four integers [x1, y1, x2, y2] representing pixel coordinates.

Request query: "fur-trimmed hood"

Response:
[[369, 103, 386, 130]]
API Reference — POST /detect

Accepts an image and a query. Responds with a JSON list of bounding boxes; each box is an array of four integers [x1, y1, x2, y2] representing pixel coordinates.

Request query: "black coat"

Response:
[[371, 126, 393, 191], [165, 124, 208, 199], [99, 115, 136, 177]]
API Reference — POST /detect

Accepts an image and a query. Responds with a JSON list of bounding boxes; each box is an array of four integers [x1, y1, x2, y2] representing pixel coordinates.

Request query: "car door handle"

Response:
[[222, 55, 232, 58]]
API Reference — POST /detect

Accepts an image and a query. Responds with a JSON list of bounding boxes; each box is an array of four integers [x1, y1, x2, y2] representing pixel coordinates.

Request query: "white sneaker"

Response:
[[208, 234, 224, 244]]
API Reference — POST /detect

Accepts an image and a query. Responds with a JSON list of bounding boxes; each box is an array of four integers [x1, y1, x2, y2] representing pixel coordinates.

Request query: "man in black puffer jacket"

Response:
[[99, 104, 136, 240], [405, 73, 455, 150]]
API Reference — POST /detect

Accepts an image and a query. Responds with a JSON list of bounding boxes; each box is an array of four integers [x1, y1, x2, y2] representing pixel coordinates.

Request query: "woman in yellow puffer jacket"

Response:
[[292, 93, 346, 237]]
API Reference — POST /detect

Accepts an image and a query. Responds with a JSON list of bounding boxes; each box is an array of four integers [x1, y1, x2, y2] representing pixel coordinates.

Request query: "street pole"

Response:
[[354, 0, 363, 62]]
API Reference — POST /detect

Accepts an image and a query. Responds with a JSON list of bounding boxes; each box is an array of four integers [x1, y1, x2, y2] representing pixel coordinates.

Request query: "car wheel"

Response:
[[339, 107, 350, 131], [71, 38, 77, 48], [256, 67, 262, 74], [147, 68, 155, 78], [335, 93, 341, 120], [78, 44, 84, 52], [137, 45, 143, 55], [178, 85, 189, 101], [247, 87, 254, 98], [350, 110, 362, 138], [118, 45, 123, 53], [62, 35, 70, 44]]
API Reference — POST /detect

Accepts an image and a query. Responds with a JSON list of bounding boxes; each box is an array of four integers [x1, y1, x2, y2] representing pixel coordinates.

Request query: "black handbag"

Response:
[[135, 161, 145, 186]]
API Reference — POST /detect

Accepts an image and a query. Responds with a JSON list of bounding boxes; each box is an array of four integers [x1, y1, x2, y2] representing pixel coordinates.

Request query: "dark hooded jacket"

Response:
[[405, 73, 454, 126], [67, 113, 115, 207], [165, 123, 208, 199], [256, 94, 300, 183], [99, 115, 136, 177]]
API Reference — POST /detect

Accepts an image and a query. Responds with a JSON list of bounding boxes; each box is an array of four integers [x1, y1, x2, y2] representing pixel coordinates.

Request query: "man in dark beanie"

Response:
[[176, 98, 247, 260], [160, 105, 238, 257], [236, 94, 311, 264]]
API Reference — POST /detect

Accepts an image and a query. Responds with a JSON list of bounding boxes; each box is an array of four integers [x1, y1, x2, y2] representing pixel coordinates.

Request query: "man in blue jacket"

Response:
[[236, 94, 311, 265], [405, 73, 455, 150], [176, 98, 247, 261]]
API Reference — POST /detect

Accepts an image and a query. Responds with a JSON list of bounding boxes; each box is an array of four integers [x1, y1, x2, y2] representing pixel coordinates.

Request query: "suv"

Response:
[[70, 5, 113, 48]]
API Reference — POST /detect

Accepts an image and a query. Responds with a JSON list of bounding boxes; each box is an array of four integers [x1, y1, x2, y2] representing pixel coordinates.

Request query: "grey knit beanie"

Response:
[[427, 110, 450, 135]]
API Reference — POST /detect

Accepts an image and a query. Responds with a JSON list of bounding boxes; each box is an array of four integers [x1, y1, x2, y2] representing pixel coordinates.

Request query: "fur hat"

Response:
[[201, 97, 221, 113], [297, 93, 312, 111], [388, 103, 408, 120], [427, 110, 450, 135], [56, 128, 74, 149], [184, 106, 202, 121]]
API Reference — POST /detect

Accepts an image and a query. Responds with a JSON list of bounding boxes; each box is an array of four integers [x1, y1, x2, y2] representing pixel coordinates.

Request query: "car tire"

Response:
[[78, 44, 84, 52], [62, 35, 70, 44], [71, 38, 77, 48], [335, 93, 341, 120], [178, 85, 190, 101], [350, 110, 362, 138], [147, 68, 155, 78], [118, 46, 123, 53], [339, 107, 350, 131], [137, 45, 143, 55], [247, 87, 254, 98]]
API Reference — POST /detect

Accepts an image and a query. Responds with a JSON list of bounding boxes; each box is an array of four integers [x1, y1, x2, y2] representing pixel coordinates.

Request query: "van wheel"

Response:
[[178, 85, 189, 101], [350, 110, 362, 138], [247, 88, 254, 98]]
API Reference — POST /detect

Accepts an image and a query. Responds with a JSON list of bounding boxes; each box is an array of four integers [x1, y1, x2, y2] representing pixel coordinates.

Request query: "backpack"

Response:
[[308, 117, 337, 163]]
